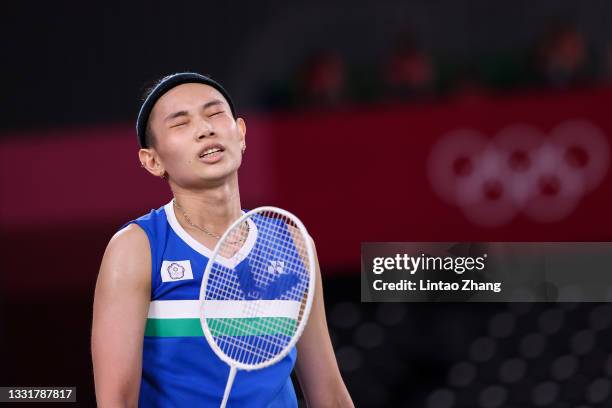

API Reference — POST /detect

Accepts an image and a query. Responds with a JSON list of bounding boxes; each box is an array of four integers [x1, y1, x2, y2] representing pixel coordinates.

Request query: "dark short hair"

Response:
[[136, 72, 237, 148]]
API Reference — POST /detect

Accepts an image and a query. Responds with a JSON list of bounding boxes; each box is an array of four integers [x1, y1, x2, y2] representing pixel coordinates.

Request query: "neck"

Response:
[[170, 174, 242, 236]]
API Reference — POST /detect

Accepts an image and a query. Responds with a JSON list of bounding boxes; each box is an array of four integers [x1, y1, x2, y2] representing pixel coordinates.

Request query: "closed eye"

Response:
[[209, 111, 224, 117], [170, 122, 188, 128]]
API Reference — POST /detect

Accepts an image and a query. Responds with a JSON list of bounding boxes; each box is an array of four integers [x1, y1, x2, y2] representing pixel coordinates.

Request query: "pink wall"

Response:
[[2, 87, 611, 292]]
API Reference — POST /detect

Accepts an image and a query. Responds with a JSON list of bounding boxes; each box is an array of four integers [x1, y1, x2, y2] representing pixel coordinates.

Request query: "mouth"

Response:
[[198, 144, 225, 159]]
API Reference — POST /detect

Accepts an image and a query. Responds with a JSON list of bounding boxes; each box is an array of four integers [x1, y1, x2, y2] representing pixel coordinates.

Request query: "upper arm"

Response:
[[92, 223, 151, 407], [295, 237, 354, 407]]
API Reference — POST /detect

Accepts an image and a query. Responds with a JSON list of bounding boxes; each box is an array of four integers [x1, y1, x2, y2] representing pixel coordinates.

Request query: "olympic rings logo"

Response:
[[427, 120, 610, 227]]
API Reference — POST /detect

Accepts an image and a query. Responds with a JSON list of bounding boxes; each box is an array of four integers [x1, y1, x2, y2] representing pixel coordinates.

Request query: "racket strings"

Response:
[[204, 211, 311, 366], [217, 221, 250, 259]]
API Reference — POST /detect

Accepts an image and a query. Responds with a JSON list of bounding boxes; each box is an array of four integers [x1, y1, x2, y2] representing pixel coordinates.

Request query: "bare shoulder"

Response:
[[106, 223, 150, 255], [98, 223, 151, 289]]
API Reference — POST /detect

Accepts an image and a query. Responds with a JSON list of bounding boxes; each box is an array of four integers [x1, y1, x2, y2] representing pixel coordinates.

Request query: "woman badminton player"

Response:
[[91, 72, 354, 407]]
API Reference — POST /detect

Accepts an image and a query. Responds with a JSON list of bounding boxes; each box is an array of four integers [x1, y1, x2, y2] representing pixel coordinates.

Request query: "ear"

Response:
[[138, 148, 166, 178], [236, 117, 247, 149]]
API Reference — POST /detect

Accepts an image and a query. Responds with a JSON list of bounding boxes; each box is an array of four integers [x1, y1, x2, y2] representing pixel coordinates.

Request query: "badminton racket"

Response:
[[199, 207, 316, 408]]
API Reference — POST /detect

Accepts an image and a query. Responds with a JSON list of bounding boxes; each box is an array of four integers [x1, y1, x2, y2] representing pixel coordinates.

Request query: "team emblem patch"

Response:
[[161, 260, 194, 282], [167, 263, 185, 279]]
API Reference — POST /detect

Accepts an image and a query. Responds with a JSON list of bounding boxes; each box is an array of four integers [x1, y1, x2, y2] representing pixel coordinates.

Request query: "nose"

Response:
[[195, 117, 215, 140]]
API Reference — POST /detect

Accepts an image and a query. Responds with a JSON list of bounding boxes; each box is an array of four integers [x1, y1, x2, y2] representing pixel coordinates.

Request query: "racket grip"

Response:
[[220, 366, 237, 408]]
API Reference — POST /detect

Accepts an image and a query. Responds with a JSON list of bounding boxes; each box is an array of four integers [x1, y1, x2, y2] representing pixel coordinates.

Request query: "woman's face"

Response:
[[146, 82, 246, 188]]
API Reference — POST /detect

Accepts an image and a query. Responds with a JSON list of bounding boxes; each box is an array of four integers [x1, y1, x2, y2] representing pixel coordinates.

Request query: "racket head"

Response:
[[199, 206, 316, 371]]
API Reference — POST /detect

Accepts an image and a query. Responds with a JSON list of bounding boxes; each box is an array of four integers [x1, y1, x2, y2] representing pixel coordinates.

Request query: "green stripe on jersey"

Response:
[[207, 317, 297, 337], [145, 318, 202, 337], [144, 317, 297, 337]]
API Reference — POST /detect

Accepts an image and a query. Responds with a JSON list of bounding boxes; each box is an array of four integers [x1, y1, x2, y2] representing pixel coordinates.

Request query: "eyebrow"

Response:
[[164, 99, 225, 122]]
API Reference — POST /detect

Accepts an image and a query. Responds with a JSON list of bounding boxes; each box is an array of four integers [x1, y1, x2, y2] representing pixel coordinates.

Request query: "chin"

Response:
[[199, 167, 239, 184]]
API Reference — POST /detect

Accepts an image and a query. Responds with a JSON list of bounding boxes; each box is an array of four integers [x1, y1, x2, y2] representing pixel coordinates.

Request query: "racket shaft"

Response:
[[220, 366, 237, 408]]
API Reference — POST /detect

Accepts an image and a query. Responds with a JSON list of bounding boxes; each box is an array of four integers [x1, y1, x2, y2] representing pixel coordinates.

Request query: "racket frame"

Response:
[[199, 206, 316, 372]]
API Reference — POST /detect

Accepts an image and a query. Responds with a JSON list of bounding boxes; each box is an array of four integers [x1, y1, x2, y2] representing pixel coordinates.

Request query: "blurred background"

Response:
[[2, 0, 612, 406]]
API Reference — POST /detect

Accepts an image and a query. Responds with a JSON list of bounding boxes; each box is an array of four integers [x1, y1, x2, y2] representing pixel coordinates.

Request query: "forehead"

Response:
[[150, 82, 229, 119]]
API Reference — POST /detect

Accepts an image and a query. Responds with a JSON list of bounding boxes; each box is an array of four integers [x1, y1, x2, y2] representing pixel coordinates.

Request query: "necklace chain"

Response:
[[172, 198, 247, 244]]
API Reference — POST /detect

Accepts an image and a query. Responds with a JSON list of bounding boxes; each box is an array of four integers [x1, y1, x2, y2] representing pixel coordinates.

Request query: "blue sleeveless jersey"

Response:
[[121, 202, 298, 408]]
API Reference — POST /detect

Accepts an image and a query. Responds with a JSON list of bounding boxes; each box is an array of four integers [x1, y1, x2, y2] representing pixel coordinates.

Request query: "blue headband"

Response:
[[136, 72, 236, 148]]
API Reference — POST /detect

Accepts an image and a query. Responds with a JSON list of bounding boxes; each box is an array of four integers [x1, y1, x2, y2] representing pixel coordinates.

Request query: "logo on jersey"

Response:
[[267, 261, 285, 274], [167, 263, 185, 279], [161, 260, 194, 282]]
